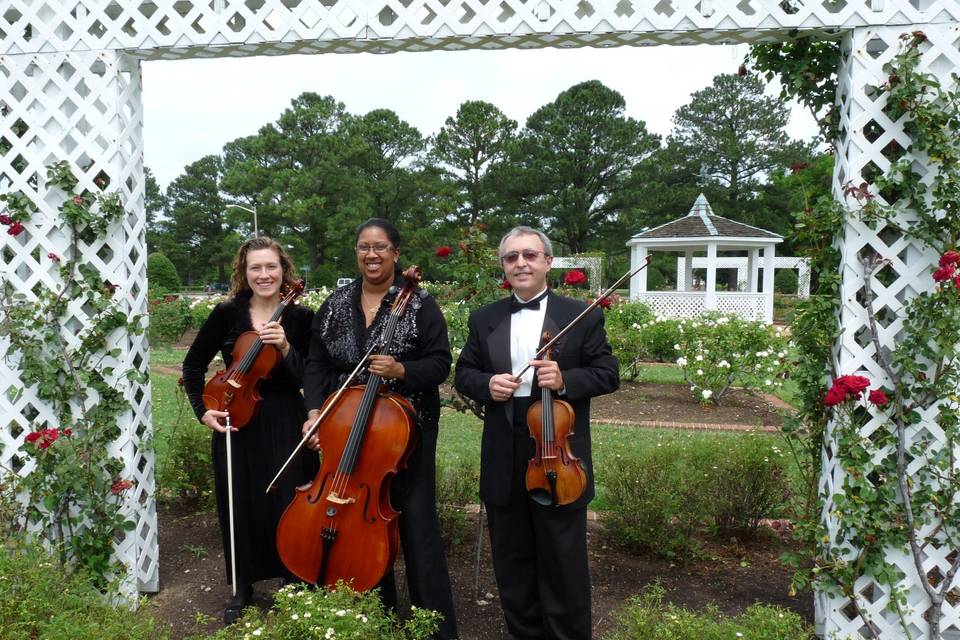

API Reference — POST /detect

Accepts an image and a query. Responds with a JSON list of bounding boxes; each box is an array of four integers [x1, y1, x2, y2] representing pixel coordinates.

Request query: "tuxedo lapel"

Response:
[[541, 291, 564, 357], [486, 300, 513, 424]]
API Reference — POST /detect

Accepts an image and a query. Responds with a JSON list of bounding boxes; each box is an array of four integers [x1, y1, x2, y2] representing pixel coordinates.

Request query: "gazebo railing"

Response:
[[634, 291, 766, 322]]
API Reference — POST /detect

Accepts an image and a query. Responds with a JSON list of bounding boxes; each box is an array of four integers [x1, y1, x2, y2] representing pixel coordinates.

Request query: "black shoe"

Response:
[[223, 584, 253, 625]]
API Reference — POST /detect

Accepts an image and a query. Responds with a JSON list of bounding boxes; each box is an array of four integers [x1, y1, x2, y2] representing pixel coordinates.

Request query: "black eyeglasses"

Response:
[[501, 249, 548, 264], [356, 243, 394, 255]]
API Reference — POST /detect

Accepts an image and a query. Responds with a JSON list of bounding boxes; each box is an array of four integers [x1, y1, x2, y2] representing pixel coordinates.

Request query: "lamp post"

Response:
[[228, 204, 258, 238]]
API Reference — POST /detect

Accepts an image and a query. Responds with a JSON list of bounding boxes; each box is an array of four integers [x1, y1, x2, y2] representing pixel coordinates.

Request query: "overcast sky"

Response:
[[142, 43, 820, 189]]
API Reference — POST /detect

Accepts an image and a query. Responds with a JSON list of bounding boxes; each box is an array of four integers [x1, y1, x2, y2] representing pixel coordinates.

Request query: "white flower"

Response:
[[695, 354, 703, 361], [292, 613, 299, 620], [325, 628, 336, 639], [696, 369, 704, 376], [701, 389, 713, 399], [335, 609, 346, 616], [676, 357, 688, 367], [765, 380, 772, 386], [253, 630, 262, 637], [673, 343, 681, 350], [718, 360, 730, 368]]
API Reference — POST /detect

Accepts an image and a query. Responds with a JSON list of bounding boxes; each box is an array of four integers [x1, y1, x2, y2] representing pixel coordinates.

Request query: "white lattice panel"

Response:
[[0, 0, 959, 60], [635, 291, 766, 321], [715, 292, 766, 319], [0, 50, 157, 595], [819, 23, 960, 640], [676, 256, 812, 296]]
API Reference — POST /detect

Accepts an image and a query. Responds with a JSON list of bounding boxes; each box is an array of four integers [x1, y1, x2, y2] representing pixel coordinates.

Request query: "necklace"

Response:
[[361, 292, 382, 314]]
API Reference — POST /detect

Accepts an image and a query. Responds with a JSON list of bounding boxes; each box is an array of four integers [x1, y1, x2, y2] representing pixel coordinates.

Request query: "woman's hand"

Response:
[[259, 320, 290, 356], [201, 409, 234, 433], [367, 354, 405, 381], [303, 411, 321, 451]]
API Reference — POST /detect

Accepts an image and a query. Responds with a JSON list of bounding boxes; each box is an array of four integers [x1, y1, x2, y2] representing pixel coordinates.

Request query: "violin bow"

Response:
[[512, 255, 652, 380]]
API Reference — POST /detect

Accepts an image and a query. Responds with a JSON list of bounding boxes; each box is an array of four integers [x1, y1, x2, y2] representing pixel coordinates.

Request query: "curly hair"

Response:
[[228, 237, 300, 298]]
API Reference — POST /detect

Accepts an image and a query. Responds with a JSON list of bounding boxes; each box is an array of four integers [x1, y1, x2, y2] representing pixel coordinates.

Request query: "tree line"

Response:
[[146, 73, 831, 289]]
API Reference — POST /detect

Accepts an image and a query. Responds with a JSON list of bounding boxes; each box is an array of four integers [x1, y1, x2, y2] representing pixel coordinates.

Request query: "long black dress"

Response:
[[304, 276, 459, 640], [182, 295, 316, 586]]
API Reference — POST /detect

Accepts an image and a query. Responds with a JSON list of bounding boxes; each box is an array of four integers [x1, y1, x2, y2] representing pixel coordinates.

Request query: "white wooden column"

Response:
[[762, 244, 776, 323], [704, 242, 718, 310], [630, 246, 649, 299], [684, 249, 695, 292], [747, 248, 760, 293]]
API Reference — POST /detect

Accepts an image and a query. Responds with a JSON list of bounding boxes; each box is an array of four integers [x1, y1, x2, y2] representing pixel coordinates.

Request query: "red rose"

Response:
[[823, 387, 848, 406], [954, 274, 960, 291], [790, 161, 808, 174], [868, 390, 889, 406], [111, 479, 134, 496], [435, 246, 452, 258], [6, 221, 24, 236], [596, 296, 612, 309], [72, 195, 84, 206], [48, 252, 60, 263], [564, 270, 587, 286], [27, 427, 60, 449], [177, 377, 184, 387], [833, 375, 871, 395], [63, 428, 73, 436], [940, 250, 960, 267], [933, 265, 955, 282], [25, 431, 41, 444], [500, 280, 512, 290], [0, 214, 11, 225]]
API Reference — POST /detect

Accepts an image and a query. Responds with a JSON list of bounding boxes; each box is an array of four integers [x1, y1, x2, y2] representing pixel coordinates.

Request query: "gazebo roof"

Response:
[[629, 194, 783, 243]]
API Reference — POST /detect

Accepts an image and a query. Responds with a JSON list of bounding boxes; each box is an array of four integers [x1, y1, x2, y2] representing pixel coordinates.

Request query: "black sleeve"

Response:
[[280, 305, 314, 385], [398, 295, 452, 392], [303, 299, 339, 412], [454, 312, 493, 403], [561, 308, 620, 402], [181, 303, 230, 421]]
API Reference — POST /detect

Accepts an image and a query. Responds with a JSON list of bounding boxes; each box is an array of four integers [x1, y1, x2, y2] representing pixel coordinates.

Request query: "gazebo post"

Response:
[[705, 242, 718, 311], [683, 249, 695, 292], [762, 244, 776, 323], [747, 248, 759, 292], [630, 245, 649, 299]]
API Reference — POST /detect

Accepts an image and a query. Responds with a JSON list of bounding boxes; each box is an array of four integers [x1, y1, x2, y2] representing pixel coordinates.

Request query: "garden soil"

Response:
[[145, 376, 807, 639]]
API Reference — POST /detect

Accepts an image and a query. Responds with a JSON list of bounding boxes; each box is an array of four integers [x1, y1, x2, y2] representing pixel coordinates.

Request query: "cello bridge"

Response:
[[326, 492, 355, 505]]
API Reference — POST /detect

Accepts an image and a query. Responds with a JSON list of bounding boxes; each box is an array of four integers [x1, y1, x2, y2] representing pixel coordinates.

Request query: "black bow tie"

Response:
[[510, 291, 548, 314]]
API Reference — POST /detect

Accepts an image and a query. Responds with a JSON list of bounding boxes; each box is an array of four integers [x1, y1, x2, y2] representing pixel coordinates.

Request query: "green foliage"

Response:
[[603, 583, 814, 640], [203, 583, 439, 640], [747, 37, 842, 145], [602, 432, 791, 556], [773, 268, 798, 294], [0, 161, 142, 584], [435, 457, 479, 548], [147, 252, 181, 293], [153, 379, 214, 507], [148, 297, 192, 346], [672, 314, 789, 405], [0, 543, 165, 640]]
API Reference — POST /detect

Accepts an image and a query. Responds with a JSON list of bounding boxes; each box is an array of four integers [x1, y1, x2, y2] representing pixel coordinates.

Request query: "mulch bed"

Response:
[[147, 502, 811, 640]]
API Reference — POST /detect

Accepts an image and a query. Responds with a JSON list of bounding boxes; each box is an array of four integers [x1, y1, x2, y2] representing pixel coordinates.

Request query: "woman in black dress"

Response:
[[182, 237, 316, 624], [302, 218, 458, 639]]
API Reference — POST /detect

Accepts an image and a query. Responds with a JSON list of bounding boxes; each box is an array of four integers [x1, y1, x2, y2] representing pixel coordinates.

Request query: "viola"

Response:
[[275, 266, 422, 590], [201, 280, 305, 429], [525, 331, 587, 506]]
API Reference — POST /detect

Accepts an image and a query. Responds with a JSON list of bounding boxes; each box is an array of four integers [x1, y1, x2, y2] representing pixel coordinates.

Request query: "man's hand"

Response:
[[531, 359, 564, 391], [488, 373, 520, 402]]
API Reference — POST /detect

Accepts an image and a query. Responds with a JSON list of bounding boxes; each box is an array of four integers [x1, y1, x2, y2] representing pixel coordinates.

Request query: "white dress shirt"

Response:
[[510, 287, 548, 397]]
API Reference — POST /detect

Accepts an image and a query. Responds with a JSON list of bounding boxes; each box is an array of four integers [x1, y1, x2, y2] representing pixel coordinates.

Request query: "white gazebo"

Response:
[[626, 194, 783, 324]]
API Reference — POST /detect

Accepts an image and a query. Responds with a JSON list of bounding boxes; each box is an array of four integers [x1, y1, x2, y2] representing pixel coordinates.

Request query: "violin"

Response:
[[525, 331, 587, 506], [274, 266, 422, 590], [201, 280, 305, 429]]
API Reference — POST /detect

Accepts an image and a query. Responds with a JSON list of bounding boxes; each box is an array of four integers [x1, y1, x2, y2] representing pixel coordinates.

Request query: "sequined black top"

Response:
[[303, 275, 451, 429]]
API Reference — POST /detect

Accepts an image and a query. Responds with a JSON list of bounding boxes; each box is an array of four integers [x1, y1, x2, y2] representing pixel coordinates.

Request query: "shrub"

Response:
[[0, 543, 165, 640], [673, 313, 789, 405], [435, 458, 479, 548], [604, 301, 656, 375], [773, 268, 799, 294], [603, 583, 814, 640], [203, 583, 439, 640], [689, 434, 792, 541], [635, 319, 682, 363], [147, 252, 181, 293], [189, 294, 226, 328], [148, 296, 192, 346], [602, 440, 708, 558], [156, 416, 214, 507]]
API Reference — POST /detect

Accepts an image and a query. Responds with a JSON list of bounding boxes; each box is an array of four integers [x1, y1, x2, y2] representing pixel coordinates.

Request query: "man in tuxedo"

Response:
[[454, 226, 619, 640]]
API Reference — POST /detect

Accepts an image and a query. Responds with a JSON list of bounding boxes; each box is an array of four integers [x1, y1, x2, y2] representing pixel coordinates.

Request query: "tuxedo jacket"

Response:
[[454, 290, 619, 509]]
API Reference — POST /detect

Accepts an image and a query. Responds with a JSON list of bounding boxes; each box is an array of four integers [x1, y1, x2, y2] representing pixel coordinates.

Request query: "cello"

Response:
[[274, 266, 421, 590], [201, 280, 306, 428], [525, 331, 587, 506]]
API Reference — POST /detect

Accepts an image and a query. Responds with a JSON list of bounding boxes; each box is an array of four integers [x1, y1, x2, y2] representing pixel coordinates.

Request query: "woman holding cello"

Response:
[[182, 237, 316, 624], [298, 218, 458, 640]]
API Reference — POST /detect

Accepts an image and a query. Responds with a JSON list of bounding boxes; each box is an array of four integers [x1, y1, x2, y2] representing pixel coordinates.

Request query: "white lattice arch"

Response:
[[0, 2, 957, 636], [675, 256, 812, 296]]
